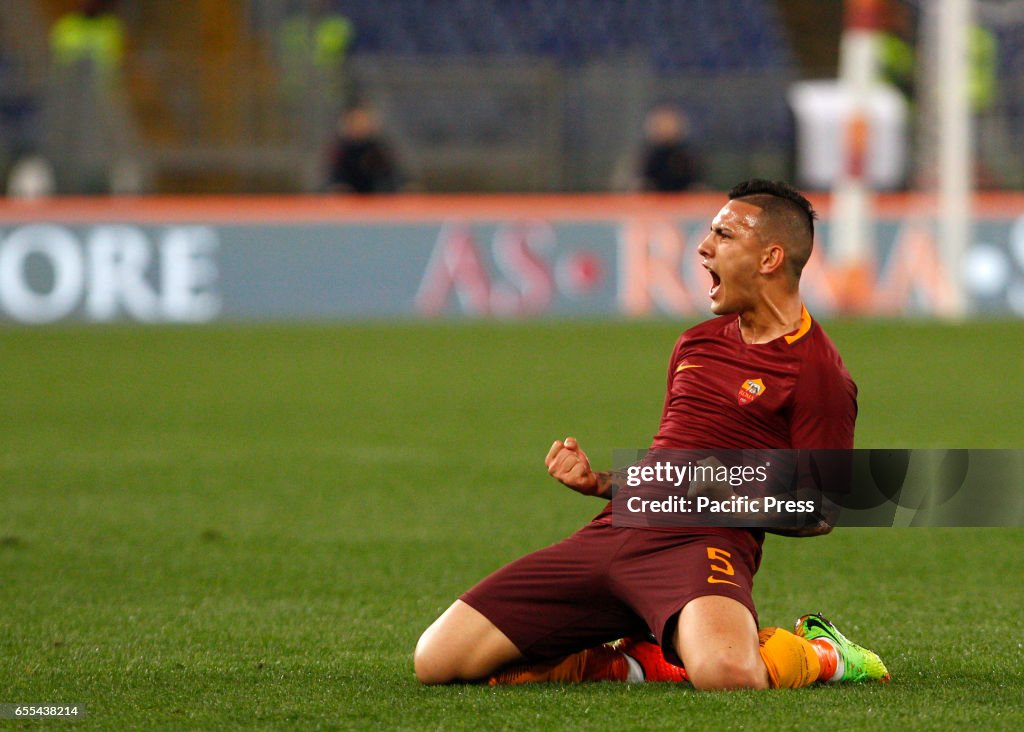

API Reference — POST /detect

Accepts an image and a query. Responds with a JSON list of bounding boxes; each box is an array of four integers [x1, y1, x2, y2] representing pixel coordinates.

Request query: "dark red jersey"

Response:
[[596, 307, 855, 530], [652, 307, 857, 451]]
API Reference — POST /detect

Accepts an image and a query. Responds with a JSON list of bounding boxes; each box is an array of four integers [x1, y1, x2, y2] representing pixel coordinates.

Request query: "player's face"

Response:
[[697, 200, 766, 315]]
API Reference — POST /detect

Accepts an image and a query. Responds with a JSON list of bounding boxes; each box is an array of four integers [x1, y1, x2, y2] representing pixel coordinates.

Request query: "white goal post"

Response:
[[934, 0, 972, 317], [834, 0, 974, 317]]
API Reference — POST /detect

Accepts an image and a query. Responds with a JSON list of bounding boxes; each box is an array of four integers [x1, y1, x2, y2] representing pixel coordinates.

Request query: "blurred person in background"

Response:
[[878, 0, 996, 112], [877, 0, 916, 103], [46, 0, 138, 194], [50, 0, 124, 81], [638, 105, 704, 192], [325, 103, 403, 194], [876, 0, 1000, 187], [6, 156, 57, 199], [280, 0, 354, 80], [280, 0, 355, 156]]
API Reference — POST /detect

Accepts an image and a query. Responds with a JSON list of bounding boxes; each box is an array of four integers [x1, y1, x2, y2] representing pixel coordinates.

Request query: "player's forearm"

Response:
[[765, 520, 833, 537]]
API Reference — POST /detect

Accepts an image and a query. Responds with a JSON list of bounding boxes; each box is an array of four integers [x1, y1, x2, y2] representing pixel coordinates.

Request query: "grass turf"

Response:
[[1, 320, 1022, 730]]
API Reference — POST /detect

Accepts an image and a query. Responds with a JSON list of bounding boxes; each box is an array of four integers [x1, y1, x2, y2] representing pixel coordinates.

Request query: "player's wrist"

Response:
[[593, 470, 620, 499]]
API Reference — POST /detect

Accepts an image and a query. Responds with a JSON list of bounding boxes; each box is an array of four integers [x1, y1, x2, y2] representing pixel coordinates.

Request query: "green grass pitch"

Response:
[[1, 320, 1022, 730]]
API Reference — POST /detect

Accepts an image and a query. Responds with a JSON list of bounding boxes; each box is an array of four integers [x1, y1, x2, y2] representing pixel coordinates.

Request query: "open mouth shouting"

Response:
[[704, 263, 721, 300]]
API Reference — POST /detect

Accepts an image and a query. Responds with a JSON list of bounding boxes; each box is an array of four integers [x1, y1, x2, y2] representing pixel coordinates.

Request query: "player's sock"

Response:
[[808, 637, 839, 681], [757, 627, 821, 689], [617, 637, 690, 683], [622, 653, 645, 683], [488, 644, 629, 685]]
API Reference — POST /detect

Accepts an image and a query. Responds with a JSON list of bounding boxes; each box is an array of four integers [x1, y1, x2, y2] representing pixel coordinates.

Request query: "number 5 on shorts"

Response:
[[706, 546, 740, 587]]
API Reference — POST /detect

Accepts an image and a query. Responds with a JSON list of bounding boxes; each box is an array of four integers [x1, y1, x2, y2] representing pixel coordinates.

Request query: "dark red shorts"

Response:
[[460, 521, 762, 664]]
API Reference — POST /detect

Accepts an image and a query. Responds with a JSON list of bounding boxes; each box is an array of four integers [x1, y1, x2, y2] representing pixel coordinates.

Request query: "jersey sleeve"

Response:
[[665, 335, 684, 388], [660, 333, 686, 398], [789, 352, 858, 449], [654, 334, 686, 439]]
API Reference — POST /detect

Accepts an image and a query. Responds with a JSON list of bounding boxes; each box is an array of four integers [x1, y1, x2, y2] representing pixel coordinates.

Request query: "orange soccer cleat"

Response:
[[617, 636, 690, 683]]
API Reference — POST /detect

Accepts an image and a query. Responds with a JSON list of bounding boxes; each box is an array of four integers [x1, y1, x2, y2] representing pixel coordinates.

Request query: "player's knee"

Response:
[[413, 656, 450, 685], [685, 655, 770, 691], [413, 633, 455, 685], [414, 600, 522, 684]]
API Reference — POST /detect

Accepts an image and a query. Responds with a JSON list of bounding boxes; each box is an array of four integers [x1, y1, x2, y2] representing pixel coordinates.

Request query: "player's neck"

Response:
[[737, 293, 803, 344]]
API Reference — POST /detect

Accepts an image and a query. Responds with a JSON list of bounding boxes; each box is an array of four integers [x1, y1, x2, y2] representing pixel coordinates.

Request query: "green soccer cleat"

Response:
[[794, 613, 891, 683]]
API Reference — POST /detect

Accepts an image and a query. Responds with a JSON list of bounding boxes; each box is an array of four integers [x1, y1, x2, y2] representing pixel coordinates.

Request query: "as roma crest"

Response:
[[737, 378, 766, 405]]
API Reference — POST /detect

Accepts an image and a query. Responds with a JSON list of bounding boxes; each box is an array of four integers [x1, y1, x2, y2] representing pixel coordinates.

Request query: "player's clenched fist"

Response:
[[545, 436, 599, 495]]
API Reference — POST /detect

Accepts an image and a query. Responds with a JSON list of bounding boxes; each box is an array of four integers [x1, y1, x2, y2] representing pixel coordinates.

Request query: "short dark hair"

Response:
[[728, 179, 817, 280]]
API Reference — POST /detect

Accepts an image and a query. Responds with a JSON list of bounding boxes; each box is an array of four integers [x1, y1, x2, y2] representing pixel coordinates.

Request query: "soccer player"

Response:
[[414, 180, 890, 690]]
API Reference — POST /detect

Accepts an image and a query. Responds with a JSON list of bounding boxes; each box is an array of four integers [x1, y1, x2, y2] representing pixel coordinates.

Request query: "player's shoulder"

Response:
[[796, 318, 855, 385], [801, 318, 845, 361]]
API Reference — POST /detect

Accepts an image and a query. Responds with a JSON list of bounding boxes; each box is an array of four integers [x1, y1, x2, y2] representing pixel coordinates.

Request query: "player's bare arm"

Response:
[[545, 437, 625, 499], [687, 456, 834, 537], [765, 493, 840, 537], [765, 521, 832, 538]]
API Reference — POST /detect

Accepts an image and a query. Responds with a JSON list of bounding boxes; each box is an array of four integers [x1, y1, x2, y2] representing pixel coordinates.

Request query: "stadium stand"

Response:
[[0, 5, 45, 189], [319, 0, 792, 71], [6, 0, 1021, 193], [287, 0, 798, 191]]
